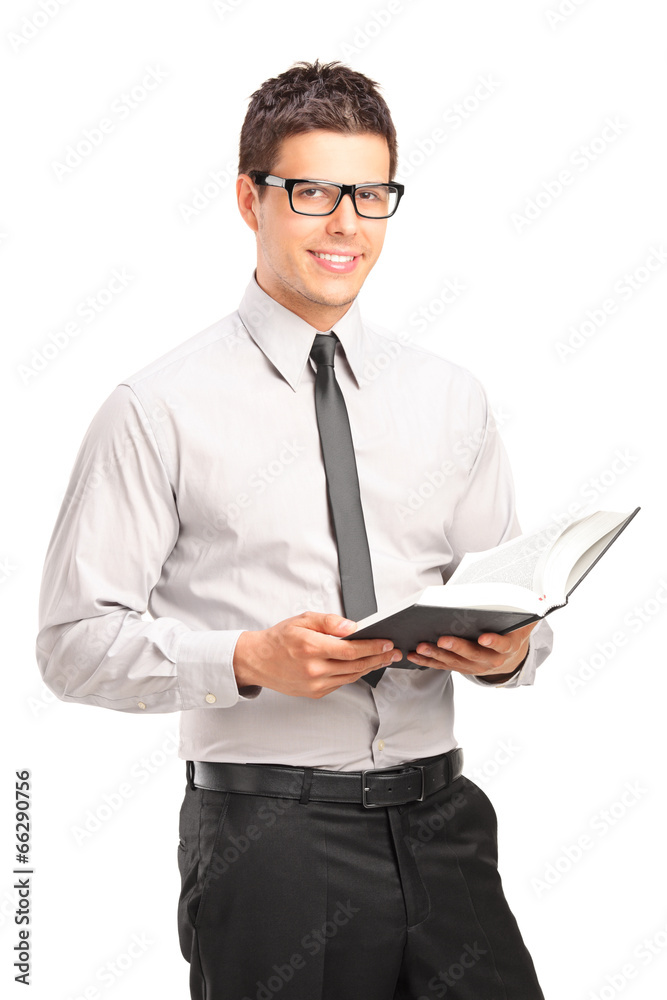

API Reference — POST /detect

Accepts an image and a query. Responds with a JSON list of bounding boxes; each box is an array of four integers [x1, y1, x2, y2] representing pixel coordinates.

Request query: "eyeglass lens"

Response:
[[291, 182, 399, 217]]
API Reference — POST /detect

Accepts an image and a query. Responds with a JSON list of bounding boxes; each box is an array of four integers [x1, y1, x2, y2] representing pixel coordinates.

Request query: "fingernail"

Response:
[[383, 642, 393, 652]]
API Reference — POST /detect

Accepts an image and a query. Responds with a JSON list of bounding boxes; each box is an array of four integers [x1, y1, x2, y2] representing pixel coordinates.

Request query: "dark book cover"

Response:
[[345, 605, 542, 669], [343, 507, 640, 670]]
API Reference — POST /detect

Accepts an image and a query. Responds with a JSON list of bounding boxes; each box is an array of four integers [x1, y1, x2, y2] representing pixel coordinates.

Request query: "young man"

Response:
[[37, 61, 553, 998]]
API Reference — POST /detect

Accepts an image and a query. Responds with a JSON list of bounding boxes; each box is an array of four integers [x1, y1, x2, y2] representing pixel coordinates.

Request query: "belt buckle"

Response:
[[361, 769, 382, 808], [361, 765, 426, 808]]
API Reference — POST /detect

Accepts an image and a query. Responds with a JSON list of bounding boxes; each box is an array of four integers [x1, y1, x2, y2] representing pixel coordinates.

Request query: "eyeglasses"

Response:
[[248, 171, 405, 219]]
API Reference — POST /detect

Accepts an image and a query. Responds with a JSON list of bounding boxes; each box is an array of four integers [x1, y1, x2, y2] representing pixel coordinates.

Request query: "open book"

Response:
[[343, 507, 640, 669]]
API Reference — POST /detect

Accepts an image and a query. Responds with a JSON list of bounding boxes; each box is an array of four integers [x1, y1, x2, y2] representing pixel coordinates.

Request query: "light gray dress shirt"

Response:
[[36, 272, 553, 771]]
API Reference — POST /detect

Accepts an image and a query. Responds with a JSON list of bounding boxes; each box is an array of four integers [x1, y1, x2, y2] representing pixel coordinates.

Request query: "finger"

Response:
[[293, 620, 395, 663], [434, 634, 510, 663], [325, 635, 397, 662], [406, 641, 504, 670], [324, 660, 392, 692], [474, 633, 514, 654], [306, 613, 396, 654], [320, 646, 400, 679], [345, 648, 403, 673], [336, 666, 384, 688], [405, 651, 491, 675]]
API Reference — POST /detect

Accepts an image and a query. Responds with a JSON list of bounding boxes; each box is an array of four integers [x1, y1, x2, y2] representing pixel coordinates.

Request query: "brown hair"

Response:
[[238, 59, 398, 189]]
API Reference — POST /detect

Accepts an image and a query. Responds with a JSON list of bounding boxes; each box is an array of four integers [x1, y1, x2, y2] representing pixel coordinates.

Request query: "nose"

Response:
[[325, 191, 359, 236]]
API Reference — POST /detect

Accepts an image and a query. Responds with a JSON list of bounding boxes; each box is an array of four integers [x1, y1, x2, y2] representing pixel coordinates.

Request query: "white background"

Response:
[[1, 1, 666, 998]]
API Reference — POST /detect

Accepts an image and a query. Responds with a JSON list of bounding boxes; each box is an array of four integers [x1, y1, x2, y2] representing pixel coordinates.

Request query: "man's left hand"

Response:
[[405, 620, 539, 681]]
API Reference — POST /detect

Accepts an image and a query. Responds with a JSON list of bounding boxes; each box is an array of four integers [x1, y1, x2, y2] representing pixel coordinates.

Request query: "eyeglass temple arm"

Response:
[[251, 172, 285, 188]]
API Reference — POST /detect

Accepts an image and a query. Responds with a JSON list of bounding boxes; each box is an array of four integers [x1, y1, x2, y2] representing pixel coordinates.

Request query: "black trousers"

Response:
[[177, 762, 545, 1000]]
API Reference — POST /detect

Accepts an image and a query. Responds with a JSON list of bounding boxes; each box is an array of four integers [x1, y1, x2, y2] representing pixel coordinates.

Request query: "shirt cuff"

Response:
[[175, 629, 262, 709], [464, 617, 554, 689]]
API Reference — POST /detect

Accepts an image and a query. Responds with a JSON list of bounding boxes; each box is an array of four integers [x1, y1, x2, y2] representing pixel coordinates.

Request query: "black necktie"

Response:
[[309, 332, 385, 687]]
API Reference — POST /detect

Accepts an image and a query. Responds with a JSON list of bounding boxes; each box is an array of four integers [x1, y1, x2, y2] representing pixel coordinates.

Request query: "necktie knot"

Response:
[[310, 332, 338, 368]]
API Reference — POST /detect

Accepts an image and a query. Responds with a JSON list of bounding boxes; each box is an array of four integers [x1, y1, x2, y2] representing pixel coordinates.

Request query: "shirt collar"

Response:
[[237, 271, 367, 392]]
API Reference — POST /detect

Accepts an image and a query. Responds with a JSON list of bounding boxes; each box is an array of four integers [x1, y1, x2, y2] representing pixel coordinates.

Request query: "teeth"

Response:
[[313, 252, 355, 262]]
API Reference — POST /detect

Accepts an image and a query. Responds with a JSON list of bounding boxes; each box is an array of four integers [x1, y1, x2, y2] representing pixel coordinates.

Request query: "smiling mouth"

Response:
[[306, 250, 363, 275], [310, 251, 358, 262]]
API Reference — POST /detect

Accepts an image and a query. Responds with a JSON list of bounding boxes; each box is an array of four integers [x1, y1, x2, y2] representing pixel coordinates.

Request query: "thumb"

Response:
[[334, 616, 357, 634], [324, 613, 358, 636], [291, 611, 358, 636]]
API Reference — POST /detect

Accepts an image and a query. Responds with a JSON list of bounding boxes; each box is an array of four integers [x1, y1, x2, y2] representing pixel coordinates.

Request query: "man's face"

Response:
[[241, 130, 391, 326]]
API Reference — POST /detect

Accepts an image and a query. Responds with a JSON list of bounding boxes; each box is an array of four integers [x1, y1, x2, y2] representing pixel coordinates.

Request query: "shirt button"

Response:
[[205, 693, 217, 704], [377, 740, 385, 751], [137, 702, 146, 710]]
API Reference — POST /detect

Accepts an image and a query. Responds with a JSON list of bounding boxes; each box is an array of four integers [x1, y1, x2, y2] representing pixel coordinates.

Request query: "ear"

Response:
[[237, 174, 260, 233]]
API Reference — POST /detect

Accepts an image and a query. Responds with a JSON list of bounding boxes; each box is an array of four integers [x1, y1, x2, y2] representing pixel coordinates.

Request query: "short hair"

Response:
[[238, 59, 398, 190]]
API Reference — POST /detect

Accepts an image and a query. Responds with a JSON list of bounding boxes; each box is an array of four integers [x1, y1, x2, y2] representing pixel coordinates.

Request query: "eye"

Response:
[[291, 182, 340, 212], [357, 187, 387, 203], [293, 183, 334, 199]]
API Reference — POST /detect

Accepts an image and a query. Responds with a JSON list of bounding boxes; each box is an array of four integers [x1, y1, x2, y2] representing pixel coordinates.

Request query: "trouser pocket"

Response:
[[176, 782, 231, 963]]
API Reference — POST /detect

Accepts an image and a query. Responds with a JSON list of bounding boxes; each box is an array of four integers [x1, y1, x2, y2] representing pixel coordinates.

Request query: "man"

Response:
[[37, 60, 553, 998]]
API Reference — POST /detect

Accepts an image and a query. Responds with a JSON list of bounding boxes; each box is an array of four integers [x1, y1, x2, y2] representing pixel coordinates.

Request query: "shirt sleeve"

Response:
[[36, 384, 261, 714], [444, 379, 554, 688]]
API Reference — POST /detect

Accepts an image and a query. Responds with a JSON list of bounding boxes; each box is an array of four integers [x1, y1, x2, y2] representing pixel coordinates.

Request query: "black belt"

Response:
[[188, 747, 463, 809]]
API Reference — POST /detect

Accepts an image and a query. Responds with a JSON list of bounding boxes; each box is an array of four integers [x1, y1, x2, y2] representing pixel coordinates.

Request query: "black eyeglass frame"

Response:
[[248, 171, 405, 219]]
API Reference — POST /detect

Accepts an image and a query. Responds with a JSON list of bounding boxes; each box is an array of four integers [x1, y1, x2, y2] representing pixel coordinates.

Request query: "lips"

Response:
[[307, 250, 361, 274]]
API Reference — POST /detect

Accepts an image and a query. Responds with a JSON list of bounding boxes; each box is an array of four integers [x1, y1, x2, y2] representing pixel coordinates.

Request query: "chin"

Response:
[[306, 275, 363, 303], [308, 287, 359, 308]]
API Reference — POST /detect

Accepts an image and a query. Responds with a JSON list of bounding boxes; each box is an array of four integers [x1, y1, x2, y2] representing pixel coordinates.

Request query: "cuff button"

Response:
[[205, 693, 217, 704]]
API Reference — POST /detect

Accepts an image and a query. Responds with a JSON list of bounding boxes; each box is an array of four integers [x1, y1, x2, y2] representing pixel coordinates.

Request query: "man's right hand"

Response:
[[232, 612, 402, 698]]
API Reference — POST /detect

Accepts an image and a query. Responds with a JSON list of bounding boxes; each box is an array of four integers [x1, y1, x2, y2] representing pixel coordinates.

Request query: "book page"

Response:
[[448, 530, 554, 595], [544, 510, 633, 598], [420, 582, 543, 615]]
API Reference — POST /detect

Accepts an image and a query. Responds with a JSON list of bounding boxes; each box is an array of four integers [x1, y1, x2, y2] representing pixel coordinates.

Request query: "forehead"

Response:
[[271, 130, 390, 183]]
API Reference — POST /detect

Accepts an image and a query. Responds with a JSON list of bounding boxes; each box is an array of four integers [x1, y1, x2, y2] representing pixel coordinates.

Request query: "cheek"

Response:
[[365, 224, 387, 258], [279, 223, 320, 265], [259, 209, 305, 255]]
